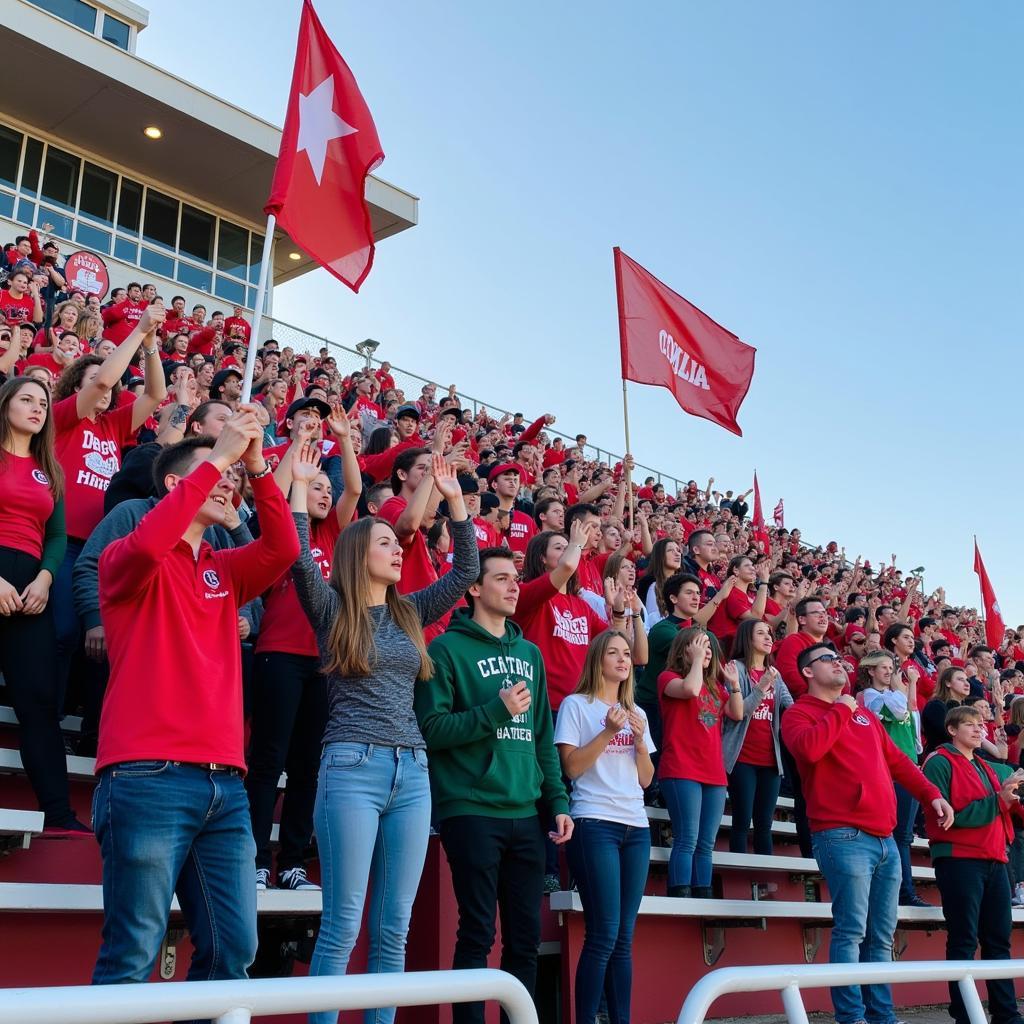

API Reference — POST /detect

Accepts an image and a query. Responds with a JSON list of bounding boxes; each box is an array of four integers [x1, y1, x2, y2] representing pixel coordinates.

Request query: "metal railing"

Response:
[[677, 960, 1024, 1024], [0, 967, 538, 1024], [262, 314, 686, 495]]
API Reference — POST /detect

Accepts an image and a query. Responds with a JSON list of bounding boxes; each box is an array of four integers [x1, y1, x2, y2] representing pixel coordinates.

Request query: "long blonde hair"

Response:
[[572, 629, 636, 710], [324, 516, 433, 680]]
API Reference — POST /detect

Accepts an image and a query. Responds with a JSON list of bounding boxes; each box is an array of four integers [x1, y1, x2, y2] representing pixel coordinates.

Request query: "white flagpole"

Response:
[[240, 213, 277, 405]]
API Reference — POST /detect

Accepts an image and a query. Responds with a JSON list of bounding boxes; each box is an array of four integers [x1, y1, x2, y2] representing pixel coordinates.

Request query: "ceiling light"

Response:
[[288, 251, 302, 261], [142, 125, 162, 140]]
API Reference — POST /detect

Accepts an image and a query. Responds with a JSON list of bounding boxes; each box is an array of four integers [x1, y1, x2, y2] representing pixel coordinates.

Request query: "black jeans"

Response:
[[934, 857, 1022, 1024], [727, 761, 781, 855], [244, 651, 327, 872], [440, 814, 546, 1024], [0, 546, 74, 826], [780, 732, 812, 858]]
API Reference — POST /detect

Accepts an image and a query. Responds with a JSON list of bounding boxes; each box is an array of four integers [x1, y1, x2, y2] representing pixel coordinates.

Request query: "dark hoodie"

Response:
[[414, 609, 569, 821]]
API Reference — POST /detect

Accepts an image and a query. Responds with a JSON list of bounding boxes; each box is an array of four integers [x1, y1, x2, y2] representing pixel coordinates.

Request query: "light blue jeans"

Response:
[[308, 742, 432, 1024], [812, 828, 901, 1024]]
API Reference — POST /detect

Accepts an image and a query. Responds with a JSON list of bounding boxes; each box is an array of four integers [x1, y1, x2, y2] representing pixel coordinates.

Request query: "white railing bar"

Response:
[[0, 968, 538, 1024], [676, 960, 1024, 1024]]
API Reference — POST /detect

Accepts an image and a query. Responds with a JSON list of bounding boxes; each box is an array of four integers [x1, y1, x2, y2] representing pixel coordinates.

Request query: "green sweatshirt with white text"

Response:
[[414, 610, 569, 821]]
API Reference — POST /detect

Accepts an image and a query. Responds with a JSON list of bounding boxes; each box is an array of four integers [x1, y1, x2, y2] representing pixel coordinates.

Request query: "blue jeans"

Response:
[[92, 762, 257, 1024], [309, 742, 432, 1024], [813, 828, 901, 1024], [567, 819, 651, 1024], [660, 778, 726, 888]]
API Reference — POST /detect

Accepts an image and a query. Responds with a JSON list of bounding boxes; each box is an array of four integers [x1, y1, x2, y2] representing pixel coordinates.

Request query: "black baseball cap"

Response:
[[211, 368, 242, 391], [395, 403, 421, 421], [285, 396, 331, 421]]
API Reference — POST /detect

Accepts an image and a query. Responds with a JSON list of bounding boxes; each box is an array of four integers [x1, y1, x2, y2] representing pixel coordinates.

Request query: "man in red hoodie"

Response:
[[101, 281, 147, 344], [91, 409, 299, 992], [783, 643, 953, 1024]]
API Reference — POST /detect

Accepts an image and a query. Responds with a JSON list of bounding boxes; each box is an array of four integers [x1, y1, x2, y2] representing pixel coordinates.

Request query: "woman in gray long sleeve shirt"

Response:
[[290, 450, 479, 1024]]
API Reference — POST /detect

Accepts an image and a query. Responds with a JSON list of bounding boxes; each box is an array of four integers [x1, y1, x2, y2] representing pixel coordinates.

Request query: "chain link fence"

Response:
[[263, 315, 687, 496]]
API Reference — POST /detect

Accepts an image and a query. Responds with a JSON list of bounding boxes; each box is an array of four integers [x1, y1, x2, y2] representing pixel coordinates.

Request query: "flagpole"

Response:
[[622, 378, 633, 535], [240, 213, 277, 405], [613, 247, 634, 535]]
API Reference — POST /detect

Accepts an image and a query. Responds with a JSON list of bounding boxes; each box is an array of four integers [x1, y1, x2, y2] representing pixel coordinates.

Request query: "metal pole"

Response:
[[957, 975, 988, 1024], [239, 212, 276, 405], [779, 983, 809, 1024], [622, 379, 633, 533], [213, 1010, 252, 1024]]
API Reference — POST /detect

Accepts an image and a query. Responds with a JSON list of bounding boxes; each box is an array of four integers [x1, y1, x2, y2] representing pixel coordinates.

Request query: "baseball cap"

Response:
[[285, 396, 331, 421], [395, 403, 421, 421], [487, 461, 522, 483], [480, 493, 501, 512], [211, 368, 242, 391]]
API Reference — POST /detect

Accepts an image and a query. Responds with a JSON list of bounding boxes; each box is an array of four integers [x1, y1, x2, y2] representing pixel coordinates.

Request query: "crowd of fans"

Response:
[[2, 221, 1024, 1024]]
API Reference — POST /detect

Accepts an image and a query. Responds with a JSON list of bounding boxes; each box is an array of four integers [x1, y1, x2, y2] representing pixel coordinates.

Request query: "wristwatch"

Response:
[[248, 464, 272, 480]]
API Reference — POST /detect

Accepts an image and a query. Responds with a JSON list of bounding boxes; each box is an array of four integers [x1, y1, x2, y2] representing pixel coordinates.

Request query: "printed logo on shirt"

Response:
[[31, 469, 49, 485], [552, 607, 591, 646], [751, 686, 774, 721], [852, 711, 872, 727], [601, 713, 635, 750], [202, 569, 221, 589], [495, 678, 532, 742]]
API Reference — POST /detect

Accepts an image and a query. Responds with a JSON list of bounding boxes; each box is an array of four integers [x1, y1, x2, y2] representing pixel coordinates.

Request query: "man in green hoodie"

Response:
[[415, 546, 572, 1024]]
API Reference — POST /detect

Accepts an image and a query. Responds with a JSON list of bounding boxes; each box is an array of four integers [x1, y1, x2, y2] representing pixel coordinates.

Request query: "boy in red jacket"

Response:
[[782, 643, 953, 1024], [923, 704, 1024, 1024], [91, 408, 299, 1000]]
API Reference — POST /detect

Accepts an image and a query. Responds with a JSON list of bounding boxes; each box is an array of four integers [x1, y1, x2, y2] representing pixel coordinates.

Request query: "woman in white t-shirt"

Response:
[[555, 629, 655, 1024]]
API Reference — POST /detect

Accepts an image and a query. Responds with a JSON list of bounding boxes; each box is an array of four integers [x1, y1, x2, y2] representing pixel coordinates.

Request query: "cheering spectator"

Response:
[[681, 529, 721, 604], [246, 413, 361, 892], [292, 456, 477, 1024], [658, 627, 743, 897], [858, 651, 928, 908], [0, 269, 43, 325], [722, 619, 792, 855], [921, 666, 974, 756], [782, 643, 952, 1024], [555, 630, 654, 1024], [706, 554, 770, 656], [0, 377, 85, 834], [414, 546, 570, 1024], [488, 461, 536, 561], [637, 537, 683, 629], [91, 410, 299, 989]]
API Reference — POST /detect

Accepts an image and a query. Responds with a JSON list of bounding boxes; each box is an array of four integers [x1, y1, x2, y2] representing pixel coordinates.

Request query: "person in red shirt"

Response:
[[0, 269, 42, 325], [100, 281, 147, 344], [488, 462, 535, 567], [379, 425, 453, 643], [658, 628, 743, 897], [92, 408, 299, 990], [722, 619, 792, 856], [51, 304, 168, 697], [223, 305, 251, 344], [162, 295, 196, 337], [374, 360, 395, 392], [565, 502, 605, 619], [781, 643, 952, 1024], [246, 415, 362, 892], [706, 555, 769, 657], [24, 329, 81, 378], [0, 377, 86, 835]]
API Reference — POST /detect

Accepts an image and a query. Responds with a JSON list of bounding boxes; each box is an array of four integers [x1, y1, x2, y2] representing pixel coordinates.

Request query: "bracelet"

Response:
[[730, 688, 741, 694], [143, 345, 158, 357], [248, 464, 272, 480]]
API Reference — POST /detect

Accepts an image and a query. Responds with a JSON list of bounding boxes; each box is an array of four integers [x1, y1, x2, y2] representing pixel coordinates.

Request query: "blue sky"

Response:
[[140, 1, 1023, 618]]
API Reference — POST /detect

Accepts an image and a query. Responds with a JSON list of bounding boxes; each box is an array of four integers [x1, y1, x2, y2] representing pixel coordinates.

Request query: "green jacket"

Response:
[[415, 610, 569, 821]]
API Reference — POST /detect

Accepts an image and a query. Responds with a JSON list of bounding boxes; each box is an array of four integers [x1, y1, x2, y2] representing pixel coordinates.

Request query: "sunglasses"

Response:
[[808, 653, 841, 666]]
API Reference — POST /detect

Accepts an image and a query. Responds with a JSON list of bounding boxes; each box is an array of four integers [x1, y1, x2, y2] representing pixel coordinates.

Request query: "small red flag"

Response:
[[973, 538, 1006, 649], [751, 472, 770, 554], [773, 499, 785, 529], [614, 248, 756, 436], [266, 0, 383, 292]]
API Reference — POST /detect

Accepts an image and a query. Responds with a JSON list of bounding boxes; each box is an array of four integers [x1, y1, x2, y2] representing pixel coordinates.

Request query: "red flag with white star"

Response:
[[266, 0, 383, 292], [973, 538, 1006, 649]]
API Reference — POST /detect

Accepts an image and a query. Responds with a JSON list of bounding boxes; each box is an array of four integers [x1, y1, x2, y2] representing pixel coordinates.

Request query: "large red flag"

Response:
[[973, 538, 1006, 649], [266, 0, 383, 292], [614, 248, 756, 436]]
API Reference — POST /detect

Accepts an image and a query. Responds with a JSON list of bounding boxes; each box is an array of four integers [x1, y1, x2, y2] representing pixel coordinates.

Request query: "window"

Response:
[[217, 221, 248, 278], [101, 13, 130, 49], [75, 221, 111, 254], [140, 247, 174, 278], [80, 163, 117, 225], [117, 178, 142, 235], [179, 205, 214, 265], [20, 138, 43, 198], [0, 194, 13, 219], [176, 262, 212, 293], [41, 146, 80, 212], [215, 275, 246, 305], [113, 237, 137, 263], [0, 127, 22, 190], [38, 207, 73, 240], [249, 234, 265, 283], [142, 189, 178, 250], [25, 0, 97, 33]]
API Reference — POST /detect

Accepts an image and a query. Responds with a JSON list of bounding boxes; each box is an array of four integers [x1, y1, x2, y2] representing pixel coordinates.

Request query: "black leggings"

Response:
[[0, 546, 74, 826], [245, 651, 327, 872]]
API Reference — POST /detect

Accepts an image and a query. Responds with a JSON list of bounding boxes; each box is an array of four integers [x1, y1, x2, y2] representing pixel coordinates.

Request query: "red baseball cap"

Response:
[[488, 462, 522, 483]]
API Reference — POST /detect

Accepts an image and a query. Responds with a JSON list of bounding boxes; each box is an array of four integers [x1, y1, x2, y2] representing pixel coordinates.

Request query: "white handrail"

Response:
[[0, 968, 538, 1024], [677, 959, 1024, 1024]]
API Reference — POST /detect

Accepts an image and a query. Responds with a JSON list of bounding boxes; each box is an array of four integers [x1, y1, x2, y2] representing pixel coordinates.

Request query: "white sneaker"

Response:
[[279, 867, 321, 891], [256, 868, 272, 891]]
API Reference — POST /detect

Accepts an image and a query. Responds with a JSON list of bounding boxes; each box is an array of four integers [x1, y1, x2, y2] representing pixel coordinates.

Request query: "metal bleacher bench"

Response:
[[0, 706, 82, 734], [549, 891, 1024, 966], [0, 808, 44, 853]]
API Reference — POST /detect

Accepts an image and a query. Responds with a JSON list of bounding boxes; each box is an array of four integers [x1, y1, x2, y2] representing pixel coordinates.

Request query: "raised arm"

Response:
[[325, 409, 362, 528], [77, 304, 160, 420]]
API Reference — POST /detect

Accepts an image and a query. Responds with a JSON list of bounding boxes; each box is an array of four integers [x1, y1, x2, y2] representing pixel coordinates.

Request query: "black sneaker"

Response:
[[278, 867, 320, 890]]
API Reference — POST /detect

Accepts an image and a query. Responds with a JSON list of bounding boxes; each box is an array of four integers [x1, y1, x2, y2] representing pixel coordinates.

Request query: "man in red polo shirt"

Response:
[[92, 409, 299, 992]]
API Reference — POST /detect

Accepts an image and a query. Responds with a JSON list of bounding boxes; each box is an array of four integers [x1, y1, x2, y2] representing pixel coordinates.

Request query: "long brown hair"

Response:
[[572, 629, 636, 710], [53, 355, 121, 408], [0, 377, 64, 501], [523, 530, 579, 595], [640, 537, 681, 616], [935, 665, 968, 704], [666, 625, 722, 684], [323, 516, 433, 681], [731, 617, 774, 672]]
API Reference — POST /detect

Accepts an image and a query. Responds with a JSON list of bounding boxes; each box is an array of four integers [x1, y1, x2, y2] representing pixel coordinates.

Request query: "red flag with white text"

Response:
[[973, 538, 1006, 649], [266, 0, 383, 292], [773, 499, 784, 529], [614, 248, 756, 436]]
